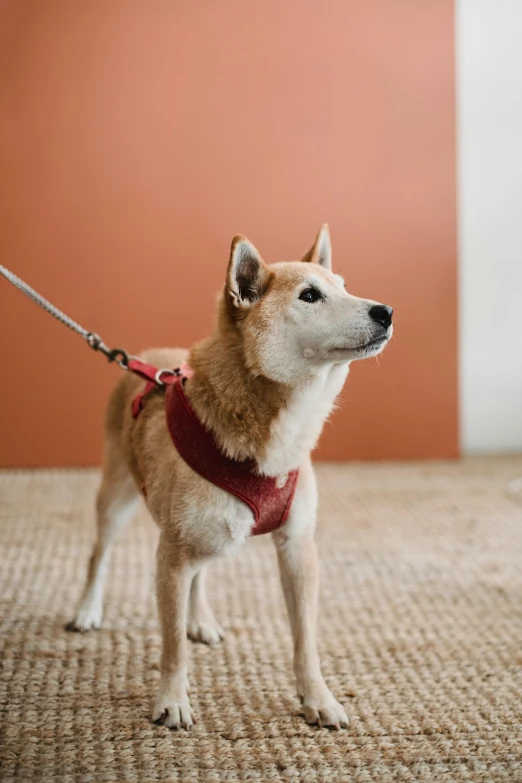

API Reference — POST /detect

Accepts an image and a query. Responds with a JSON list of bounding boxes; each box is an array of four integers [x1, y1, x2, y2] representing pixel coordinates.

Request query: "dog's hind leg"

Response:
[[187, 565, 224, 645], [66, 440, 140, 633]]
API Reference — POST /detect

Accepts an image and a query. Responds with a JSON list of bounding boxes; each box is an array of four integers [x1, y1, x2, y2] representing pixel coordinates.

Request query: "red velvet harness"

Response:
[[129, 359, 298, 536]]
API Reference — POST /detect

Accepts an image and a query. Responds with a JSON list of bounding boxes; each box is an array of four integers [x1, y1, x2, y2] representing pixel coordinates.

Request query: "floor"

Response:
[[1, 458, 522, 782]]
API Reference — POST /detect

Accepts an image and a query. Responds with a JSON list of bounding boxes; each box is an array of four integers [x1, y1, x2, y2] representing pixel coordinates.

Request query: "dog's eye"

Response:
[[299, 287, 322, 304]]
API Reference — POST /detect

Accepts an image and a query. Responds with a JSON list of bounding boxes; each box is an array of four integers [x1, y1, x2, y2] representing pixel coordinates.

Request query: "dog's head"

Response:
[[223, 226, 393, 383]]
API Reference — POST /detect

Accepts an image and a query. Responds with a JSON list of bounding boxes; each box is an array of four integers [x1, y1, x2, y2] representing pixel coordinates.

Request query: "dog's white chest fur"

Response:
[[177, 475, 256, 556], [258, 363, 350, 476]]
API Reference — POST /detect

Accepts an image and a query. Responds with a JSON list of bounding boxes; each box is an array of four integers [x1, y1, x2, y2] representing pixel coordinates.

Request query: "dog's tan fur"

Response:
[[68, 226, 393, 730]]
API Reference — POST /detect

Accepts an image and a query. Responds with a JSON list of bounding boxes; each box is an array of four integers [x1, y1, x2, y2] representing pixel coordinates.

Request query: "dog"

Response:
[[67, 225, 393, 730]]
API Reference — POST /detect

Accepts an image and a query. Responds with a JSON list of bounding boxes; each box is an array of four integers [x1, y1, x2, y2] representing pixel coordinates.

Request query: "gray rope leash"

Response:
[[0, 264, 133, 368], [0, 264, 89, 338]]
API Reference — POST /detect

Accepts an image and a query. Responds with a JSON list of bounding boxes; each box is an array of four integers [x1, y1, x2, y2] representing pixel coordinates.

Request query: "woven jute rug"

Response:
[[1, 458, 522, 782]]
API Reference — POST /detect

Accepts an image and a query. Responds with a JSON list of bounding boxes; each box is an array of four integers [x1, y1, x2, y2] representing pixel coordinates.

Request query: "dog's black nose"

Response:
[[369, 304, 393, 329]]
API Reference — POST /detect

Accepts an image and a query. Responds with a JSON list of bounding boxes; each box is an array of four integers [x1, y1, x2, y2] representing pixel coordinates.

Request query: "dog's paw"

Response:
[[187, 619, 224, 646], [153, 684, 195, 730], [65, 601, 103, 633], [302, 689, 349, 730]]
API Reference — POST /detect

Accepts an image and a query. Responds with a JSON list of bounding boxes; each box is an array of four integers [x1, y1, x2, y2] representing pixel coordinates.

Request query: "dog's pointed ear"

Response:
[[226, 235, 269, 309], [301, 224, 332, 270]]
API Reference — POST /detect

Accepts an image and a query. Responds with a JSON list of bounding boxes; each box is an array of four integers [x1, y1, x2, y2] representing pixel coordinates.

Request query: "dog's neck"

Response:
[[186, 314, 349, 476]]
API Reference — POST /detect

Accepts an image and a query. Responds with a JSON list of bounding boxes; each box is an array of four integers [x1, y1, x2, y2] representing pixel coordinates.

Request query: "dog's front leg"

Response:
[[152, 532, 195, 730], [187, 565, 224, 646], [274, 529, 349, 730]]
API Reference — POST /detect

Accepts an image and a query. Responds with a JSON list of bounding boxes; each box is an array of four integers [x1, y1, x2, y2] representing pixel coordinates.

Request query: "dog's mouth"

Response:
[[327, 333, 389, 356], [354, 334, 389, 352]]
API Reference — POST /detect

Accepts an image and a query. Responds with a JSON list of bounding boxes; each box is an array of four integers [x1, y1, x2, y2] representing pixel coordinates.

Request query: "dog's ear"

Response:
[[226, 235, 269, 309], [301, 224, 332, 270]]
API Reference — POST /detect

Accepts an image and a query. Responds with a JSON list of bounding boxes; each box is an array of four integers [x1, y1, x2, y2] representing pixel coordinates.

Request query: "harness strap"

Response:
[[130, 360, 194, 418], [130, 362, 298, 536], [164, 377, 299, 535], [131, 380, 157, 418], [127, 358, 170, 383]]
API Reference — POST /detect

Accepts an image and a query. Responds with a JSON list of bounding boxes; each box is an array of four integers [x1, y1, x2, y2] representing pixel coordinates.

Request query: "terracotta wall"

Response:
[[0, 1, 457, 466]]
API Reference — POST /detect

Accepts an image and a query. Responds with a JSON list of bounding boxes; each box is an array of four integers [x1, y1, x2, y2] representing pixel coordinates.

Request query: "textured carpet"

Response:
[[1, 458, 522, 782]]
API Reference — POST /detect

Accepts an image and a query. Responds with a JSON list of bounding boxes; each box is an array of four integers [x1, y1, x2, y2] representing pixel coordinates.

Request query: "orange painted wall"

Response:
[[0, 1, 457, 467]]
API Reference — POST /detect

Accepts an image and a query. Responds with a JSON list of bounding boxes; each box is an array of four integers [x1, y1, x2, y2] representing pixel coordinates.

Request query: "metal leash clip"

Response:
[[87, 333, 135, 370]]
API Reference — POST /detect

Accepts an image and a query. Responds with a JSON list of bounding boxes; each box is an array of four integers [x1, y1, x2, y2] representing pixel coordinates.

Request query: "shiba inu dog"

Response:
[[67, 226, 393, 730]]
